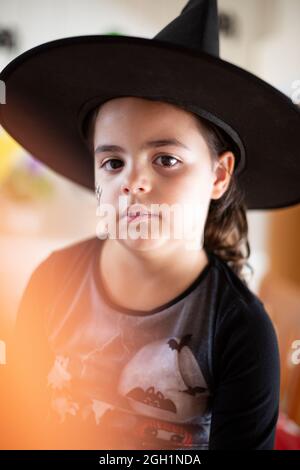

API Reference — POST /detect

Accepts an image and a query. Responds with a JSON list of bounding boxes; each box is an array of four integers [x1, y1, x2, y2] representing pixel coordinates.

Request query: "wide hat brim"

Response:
[[0, 35, 300, 210]]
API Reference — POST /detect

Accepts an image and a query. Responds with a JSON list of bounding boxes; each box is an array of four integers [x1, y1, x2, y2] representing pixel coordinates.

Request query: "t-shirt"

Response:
[[9, 236, 280, 450]]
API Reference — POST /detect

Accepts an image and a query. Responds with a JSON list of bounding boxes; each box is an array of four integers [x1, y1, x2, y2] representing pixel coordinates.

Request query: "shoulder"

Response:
[[209, 253, 278, 361], [210, 253, 273, 327], [208, 254, 280, 388], [16, 236, 99, 314], [209, 252, 262, 309]]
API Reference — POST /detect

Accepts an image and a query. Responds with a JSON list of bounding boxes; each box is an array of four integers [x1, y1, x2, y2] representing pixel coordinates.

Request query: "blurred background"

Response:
[[0, 0, 300, 447]]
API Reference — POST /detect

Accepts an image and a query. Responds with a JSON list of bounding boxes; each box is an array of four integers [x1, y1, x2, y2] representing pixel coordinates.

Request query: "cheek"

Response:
[[174, 172, 213, 231], [158, 172, 211, 238], [94, 169, 120, 199], [167, 169, 213, 207]]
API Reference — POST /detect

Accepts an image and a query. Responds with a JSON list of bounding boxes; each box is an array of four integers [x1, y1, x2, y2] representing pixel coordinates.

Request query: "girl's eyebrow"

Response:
[[94, 138, 191, 154]]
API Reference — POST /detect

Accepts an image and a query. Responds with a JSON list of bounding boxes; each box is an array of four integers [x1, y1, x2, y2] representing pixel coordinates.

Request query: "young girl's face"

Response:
[[93, 96, 234, 253]]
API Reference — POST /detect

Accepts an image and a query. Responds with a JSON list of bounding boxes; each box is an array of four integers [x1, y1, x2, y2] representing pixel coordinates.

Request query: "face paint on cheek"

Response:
[[95, 186, 122, 240], [95, 184, 102, 206], [95, 184, 111, 240]]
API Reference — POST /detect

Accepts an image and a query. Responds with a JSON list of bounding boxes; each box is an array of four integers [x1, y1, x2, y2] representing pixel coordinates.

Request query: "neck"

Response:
[[102, 237, 208, 281]]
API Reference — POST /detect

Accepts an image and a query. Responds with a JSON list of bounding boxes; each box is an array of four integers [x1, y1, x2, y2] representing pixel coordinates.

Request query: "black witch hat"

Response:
[[0, 0, 299, 209]]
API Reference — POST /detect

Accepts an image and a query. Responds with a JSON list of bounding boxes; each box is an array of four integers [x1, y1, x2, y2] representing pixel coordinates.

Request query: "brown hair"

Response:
[[196, 116, 253, 284], [84, 99, 253, 285]]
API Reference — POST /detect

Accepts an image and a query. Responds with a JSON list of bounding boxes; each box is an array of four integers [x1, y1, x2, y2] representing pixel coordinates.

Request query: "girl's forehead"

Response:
[[94, 104, 201, 141], [92, 98, 209, 153], [95, 96, 195, 122]]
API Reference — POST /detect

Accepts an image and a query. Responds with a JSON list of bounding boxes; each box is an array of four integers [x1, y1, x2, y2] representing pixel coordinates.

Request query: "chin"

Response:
[[118, 235, 168, 253]]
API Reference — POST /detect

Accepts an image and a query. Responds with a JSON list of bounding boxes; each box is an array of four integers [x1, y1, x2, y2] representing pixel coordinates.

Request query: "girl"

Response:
[[1, 0, 299, 451], [8, 95, 279, 450]]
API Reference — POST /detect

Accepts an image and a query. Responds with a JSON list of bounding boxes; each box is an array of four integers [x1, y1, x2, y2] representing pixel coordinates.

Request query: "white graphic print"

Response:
[[118, 334, 209, 422], [46, 334, 210, 447], [51, 396, 79, 422], [91, 399, 115, 425], [47, 355, 72, 390]]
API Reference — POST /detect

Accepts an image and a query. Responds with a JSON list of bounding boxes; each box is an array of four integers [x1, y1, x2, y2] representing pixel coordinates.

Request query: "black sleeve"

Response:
[[8, 253, 56, 449], [208, 298, 280, 450]]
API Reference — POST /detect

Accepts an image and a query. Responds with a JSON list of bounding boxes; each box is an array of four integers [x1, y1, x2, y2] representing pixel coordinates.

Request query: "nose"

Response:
[[121, 167, 152, 196], [121, 184, 149, 195]]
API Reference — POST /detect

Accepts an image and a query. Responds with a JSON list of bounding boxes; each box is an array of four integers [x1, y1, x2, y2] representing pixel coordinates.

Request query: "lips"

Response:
[[128, 211, 152, 217], [126, 213, 158, 222], [120, 206, 161, 224], [122, 206, 159, 219]]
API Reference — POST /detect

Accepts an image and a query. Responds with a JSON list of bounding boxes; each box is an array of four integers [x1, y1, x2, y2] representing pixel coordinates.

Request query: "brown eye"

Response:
[[154, 154, 181, 168], [100, 158, 124, 171]]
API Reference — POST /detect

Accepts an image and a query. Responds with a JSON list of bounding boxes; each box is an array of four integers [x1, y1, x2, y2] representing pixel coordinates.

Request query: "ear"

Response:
[[210, 151, 235, 200]]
